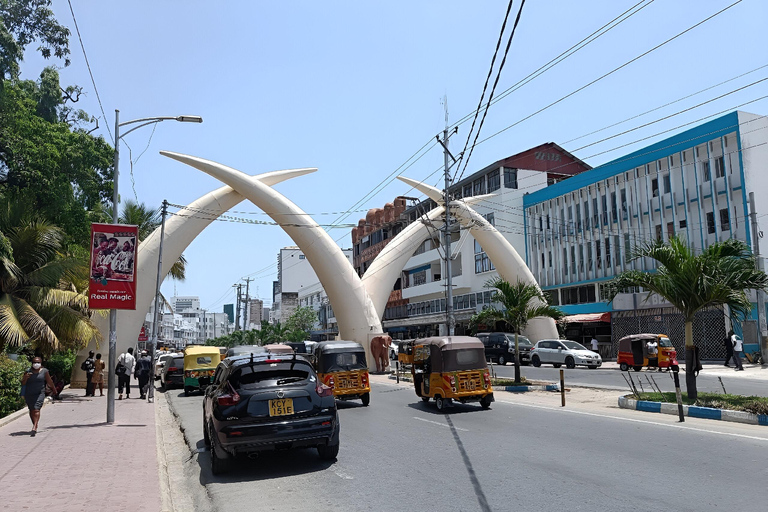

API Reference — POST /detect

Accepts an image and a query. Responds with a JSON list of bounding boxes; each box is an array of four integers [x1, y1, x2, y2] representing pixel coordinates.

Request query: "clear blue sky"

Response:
[[20, 0, 768, 312]]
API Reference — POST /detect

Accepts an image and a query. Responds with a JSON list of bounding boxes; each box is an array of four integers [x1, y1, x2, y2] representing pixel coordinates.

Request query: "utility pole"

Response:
[[200, 308, 207, 343], [148, 200, 168, 403], [749, 192, 766, 362], [435, 96, 459, 336], [235, 283, 243, 331], [244, 277, 253, 329]]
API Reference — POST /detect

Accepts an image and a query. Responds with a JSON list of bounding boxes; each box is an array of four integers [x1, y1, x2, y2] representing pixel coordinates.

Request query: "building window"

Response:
[[620, 189, 628, 220], [563, 248, 568, 276], [651, 178, 659, 198], [720, 208, 730, 231], [538, 216, 543, 232], [605, 237, 611, 267], [611, 192, 617, 223], [663, 175, 671, 193], [473, 178, 485, 196], [715, 156, 726, 178], [579, 246, 584, 273], [584, 201, 590, 230], [614, 235, 621, 266], [548, 251, 552, 268], [570, 246, 576, 275], [576, 204, 582, 231], [299, 254, 305, 259], [587, 244, 593, 272], [601, 195, 608, 225], [463, 184, 472, 198], [487, 169, 500, 192], [592, 198, 599, 227], [560, 285, 596, 305], [703, 161, 711, 182], [595, 240, 602, 269], [474, 240, 494, 273], [667, 222, 674, 239], [655, 224, 662, 241], [706, 212, 716, 234], [503, 167, 518, 189], [541, 253, 545, 268], [546, 215, 550, 230], [679, 219, 687, 229]]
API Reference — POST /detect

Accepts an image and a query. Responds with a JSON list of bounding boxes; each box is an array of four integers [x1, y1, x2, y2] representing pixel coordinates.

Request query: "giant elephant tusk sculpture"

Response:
[[160, 151, 383, 371], [71, 167, 318, 387]]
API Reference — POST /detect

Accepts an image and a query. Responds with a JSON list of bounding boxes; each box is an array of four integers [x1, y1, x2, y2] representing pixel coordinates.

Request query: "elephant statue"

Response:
[[370, 335, 392, 373]]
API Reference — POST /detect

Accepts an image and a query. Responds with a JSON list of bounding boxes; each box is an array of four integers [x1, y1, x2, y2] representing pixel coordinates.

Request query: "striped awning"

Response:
[[563, 312, 611, 323]]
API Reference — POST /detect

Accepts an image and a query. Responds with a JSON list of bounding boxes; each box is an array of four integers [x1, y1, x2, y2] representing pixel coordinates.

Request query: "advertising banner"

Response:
[[89, 223, 138, 310]]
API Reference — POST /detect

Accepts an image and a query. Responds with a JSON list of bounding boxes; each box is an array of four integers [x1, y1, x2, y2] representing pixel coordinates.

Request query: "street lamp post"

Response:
[[107, 110, 202, 424]]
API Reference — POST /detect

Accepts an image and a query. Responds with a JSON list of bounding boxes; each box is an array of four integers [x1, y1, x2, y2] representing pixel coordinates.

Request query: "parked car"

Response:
[[155, 352, 179, 380], [476, 332, 533, 366], [225, 345, 265, 358], [202, 352, 340, 475], [161, 355, 185, 389], [530, 339, 602, 369]]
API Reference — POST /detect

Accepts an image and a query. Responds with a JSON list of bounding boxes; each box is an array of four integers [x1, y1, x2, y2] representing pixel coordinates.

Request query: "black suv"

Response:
[[476, 332, 533, 366], [202, 353, 340, 474]]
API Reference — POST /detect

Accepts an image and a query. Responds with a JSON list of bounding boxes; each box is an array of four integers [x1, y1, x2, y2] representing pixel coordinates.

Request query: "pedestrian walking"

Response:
[[117, 347, 136, 400], [92, 353, 106, 396], [135, 350, 152, 399], [724, 330, 734, 367], [731, 332, 744, 370], [20, 357, 56, 436], [81, 350, 96, 396], [590, 336, 598, 352]]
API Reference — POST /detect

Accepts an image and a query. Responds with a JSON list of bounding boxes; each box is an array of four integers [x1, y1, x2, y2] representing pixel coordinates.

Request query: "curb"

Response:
[[0, 391, 60, 429], [502, 384, 560, 392], [618, 395, 768, 426]]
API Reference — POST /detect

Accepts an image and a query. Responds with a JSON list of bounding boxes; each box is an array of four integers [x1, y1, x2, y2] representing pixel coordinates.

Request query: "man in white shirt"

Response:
[[117, 347, 137, 399], [590, 337, 598, 353], [731, 333, 744, 371]]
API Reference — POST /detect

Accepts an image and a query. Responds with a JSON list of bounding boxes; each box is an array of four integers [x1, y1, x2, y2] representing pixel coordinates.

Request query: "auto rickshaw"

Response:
[[397, 340, 414, 366], [617, 333, 679, 372], [183, 346, 221, 396], [312, 341, 371, 406], [411, 336, 494, 411]]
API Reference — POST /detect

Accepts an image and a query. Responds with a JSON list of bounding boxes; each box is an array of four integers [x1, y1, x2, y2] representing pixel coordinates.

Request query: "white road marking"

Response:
[[413, 416, 469, 432], [331, 468, 354, 480], [494, 398, 768, 442]]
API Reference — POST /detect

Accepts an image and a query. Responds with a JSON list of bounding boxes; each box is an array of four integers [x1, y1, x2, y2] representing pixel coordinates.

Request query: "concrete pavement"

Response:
[[0, 390, 161, 512]]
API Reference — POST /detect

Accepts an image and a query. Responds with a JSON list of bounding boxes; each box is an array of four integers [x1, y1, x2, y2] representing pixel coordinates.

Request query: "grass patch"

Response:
[[636, 392, 768, 416], [492, 377, 530, 386]]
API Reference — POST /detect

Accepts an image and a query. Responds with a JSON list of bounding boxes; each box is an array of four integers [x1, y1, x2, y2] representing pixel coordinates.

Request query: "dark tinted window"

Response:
[[229, 362, 314, 391], [172, 357, 184, 368]]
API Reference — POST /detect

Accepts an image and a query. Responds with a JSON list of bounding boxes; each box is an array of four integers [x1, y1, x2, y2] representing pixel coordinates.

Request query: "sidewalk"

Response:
[[597, 360, 767, 378], [0, 390, 161, 512]]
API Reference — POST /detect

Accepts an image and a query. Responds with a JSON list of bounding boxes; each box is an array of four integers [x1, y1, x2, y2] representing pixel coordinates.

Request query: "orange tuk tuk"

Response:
[[617, 333, 678, 372], [312, 342, 371, 406]]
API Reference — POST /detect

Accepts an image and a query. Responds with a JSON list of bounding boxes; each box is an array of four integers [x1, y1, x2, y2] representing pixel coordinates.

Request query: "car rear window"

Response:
[[229, 362, 315, 390], [172, 357, 184, 368]]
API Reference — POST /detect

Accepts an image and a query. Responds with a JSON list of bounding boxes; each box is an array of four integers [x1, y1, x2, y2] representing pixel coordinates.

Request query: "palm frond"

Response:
[[0, 293, 30, 347]]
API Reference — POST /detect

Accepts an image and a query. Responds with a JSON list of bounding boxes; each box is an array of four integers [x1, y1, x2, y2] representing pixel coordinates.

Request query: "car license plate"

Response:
[[269, 398, 294, 417], [338, 379, 349, 389]]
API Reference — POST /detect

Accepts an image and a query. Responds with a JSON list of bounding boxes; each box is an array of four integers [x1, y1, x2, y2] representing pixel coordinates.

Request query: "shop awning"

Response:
[[563, 312, 611, 323]]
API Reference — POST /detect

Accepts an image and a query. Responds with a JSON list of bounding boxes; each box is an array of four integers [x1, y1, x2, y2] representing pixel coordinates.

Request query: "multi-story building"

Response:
[[523, 111, 768, 358], [352, 143, 591, 338], [171, 296, 200, 312], [273, 246, 353, 326], [247, 299, 264, 329]]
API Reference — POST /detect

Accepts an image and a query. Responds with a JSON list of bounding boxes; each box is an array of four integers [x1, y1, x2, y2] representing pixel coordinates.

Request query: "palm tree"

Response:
[[119, 200, 186, 280], [470, 278, 564, 383], [0, 200, 102, 355], [611, 236, 768, 400]]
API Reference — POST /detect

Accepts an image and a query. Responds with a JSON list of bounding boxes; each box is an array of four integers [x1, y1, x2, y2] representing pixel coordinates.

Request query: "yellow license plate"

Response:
[[338, 380, 349, 388], [461, 381, 477, 390], [269, 398, 294, 417]]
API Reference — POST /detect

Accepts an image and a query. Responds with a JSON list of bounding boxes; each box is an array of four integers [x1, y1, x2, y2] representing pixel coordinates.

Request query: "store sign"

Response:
[[88, 223, 138, 310], [138, 326, 148, 342]]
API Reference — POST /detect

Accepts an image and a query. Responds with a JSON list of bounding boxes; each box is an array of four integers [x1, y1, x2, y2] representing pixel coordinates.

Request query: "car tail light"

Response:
[[327, 376, 335, 388], [361, 372, 369, 387], [167, 367, 178, 372], [228, 431, 243, 437], [217, 392, 240, 406], [264, 359, 282, 363], [316, 383, 333, 397]]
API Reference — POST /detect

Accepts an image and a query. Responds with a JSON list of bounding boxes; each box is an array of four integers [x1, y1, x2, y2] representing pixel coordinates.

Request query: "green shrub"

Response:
[[46, 350, 77, 384], [0, 355, 29, 418]]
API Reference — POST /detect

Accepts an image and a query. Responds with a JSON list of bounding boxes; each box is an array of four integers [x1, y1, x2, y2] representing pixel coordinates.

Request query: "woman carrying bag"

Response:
[[20, 356, 57, 436]]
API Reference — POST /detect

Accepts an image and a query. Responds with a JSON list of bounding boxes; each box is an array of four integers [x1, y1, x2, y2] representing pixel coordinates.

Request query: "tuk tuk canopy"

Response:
[[413, 336, 487, 372]]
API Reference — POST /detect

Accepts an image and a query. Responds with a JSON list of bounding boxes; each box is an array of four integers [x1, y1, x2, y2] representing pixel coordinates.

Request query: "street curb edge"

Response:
[[617, 395, 768, 426]]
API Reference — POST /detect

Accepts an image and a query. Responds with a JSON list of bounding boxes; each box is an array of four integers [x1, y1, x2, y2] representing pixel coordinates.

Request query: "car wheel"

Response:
[[203, 416, 211, 447], [532, 355, 541, 368], [435, 395, 445, 411], [421, 396, 430, 402], [480, 395, 492, 410], [553, 363, 561, 368], [633, 366, 642, 372], [619, 362, 629, 372], [587, 365, 598, 370], [565, 357, 575, 369], [317, 441, 340, 460], [209, 424, 229, 475], [498, 355, 506, 366], [361, 393, 370, 407]]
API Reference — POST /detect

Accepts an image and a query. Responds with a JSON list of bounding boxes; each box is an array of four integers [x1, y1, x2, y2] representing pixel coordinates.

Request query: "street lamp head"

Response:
[[176, 115, 203, 123]]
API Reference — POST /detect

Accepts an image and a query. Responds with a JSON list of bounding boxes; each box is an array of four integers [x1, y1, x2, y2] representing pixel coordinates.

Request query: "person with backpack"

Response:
[[135, 350, 152, 399], [117, 347, 136, 400], [81, 351, 96, 397]]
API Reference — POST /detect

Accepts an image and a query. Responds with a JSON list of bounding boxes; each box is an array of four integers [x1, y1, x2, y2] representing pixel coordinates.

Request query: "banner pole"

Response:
[[107, 110, 120, 424], [148, 200, 168, 402]]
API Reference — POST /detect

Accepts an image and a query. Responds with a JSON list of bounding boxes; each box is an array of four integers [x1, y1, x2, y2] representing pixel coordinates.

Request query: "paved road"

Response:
[[489, 363, 768, 396], [165, 378, 768, 512]]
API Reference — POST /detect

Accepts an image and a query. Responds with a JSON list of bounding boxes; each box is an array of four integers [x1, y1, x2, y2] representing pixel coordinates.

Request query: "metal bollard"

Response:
[[396, 361, 400, 384], [672, 369, 685, 422], [560, 369, 565, 407]]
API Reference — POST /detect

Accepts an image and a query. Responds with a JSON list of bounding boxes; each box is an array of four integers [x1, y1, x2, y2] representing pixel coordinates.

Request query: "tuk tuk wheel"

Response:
[[480, 395, 492, 410], [361, 393, 370, 407], [435, 395, 445, 411], [565, 357, 576, 369], [184, 387, 190, 397], [633, 366, 642, 372], [619, 362, 629, 371], [421, 396, 430, 402]]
